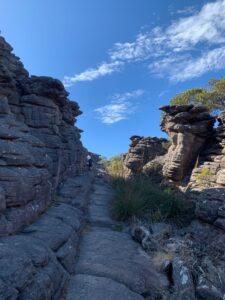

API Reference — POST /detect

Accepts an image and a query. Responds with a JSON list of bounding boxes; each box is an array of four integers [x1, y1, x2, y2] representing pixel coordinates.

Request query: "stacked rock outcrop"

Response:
[[188, 111, 225, 230], [0, 37, 87, 235], [160, 105, 215, 181], [123, 136, 167, 178], [160, 105, 225, 231]]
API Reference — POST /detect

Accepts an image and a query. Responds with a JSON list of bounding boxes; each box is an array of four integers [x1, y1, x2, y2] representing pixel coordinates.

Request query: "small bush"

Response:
[[112, 175, 186, 222], [102, 155, 125, 177]]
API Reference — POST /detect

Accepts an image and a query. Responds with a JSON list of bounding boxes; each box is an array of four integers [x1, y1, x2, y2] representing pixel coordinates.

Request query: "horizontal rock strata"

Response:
[[0, 174, 93, 299], [0, 36, 87, 235], [123, 135, 167, 177], [188, 111, 225, 231], [160, 105, 215, 182]]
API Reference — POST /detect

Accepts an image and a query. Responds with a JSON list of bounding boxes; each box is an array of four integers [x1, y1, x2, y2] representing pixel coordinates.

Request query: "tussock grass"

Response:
[[112, 175, 186, 222]]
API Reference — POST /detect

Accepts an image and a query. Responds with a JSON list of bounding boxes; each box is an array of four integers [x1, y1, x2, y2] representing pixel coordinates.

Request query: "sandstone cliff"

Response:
[[0, 37, 87, 235], [160, 104, 225, 231], [160, 104, 215, 182], [123, 135, 167, 179]]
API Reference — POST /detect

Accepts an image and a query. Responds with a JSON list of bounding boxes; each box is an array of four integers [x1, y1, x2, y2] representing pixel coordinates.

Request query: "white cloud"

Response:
[[165, 0, 225, 49], [170, 46, 225, 81], [111, 89, 144, 101], [95, 90, 144, 124], [64, 0, 225, 85], [170, 6, 198, 16], [63, 61, 123, 87], [95, 102, 135, 124]]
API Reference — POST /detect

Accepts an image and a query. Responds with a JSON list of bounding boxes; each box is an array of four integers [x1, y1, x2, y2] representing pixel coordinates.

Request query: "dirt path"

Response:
[[64, 177, 167, 300]]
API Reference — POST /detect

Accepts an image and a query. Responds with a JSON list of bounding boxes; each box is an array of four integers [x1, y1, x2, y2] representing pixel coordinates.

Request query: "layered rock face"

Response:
[[0, 37, 86, 235], [188, 111, 225, 230], [160, 105, 215, 181], [123, 135, 167, 178], [160, 105, 225, 231]]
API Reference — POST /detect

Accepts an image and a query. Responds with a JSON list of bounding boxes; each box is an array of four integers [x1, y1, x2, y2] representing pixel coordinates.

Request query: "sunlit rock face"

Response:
[[0, 36, 87, 235], [187, 111, 225, 230], [160, 105, 215, 182], [123, 136, 167, 178]]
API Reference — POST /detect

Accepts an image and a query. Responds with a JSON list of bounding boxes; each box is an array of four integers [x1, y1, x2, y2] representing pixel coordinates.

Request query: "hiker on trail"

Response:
[[86, 154, 93, 171]]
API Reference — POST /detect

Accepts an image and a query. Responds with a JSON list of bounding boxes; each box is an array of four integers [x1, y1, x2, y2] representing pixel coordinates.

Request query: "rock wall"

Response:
[[160, 104, 225, 231], [123, 135, 167, 178], [0, 37, 87, 235], [0, 174, 94, 299], [160, 105, 215, 181], [188, 111, 225, 231]]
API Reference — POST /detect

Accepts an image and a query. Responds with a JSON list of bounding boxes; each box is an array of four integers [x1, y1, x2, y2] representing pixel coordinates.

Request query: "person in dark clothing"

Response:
[[86, 154, 93, 171]]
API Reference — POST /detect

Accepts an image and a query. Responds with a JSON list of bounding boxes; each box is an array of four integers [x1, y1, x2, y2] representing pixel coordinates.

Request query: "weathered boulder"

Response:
[[0, 36, 87, 235], [123, 135, 167, 177], [160, 105, 215, 182]]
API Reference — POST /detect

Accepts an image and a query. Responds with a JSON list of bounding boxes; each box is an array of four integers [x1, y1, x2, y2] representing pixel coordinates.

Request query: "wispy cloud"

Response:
[[170, 46, 225, 81], [64, 0, 225, 85], [169, 5, 198, 16], [158, 90, 169, 98], [63, 61, 123, 87], [95, 89, 144, 124]]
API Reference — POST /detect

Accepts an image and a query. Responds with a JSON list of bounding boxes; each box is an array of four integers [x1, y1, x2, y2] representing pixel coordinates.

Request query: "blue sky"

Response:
[[1, 0, 225, 157]]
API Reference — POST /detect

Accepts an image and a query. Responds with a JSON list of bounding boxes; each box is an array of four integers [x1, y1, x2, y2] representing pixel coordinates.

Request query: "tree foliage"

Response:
[[170, 78, 225, 112]]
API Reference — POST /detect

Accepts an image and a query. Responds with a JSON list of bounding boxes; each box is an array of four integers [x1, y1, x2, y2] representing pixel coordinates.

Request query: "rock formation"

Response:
[[160, 104, 215, 182], [187, 111, 225, 231], [0, 36, 87, 235], [123, 135, 167, 178], [158, 104, 225, 231]]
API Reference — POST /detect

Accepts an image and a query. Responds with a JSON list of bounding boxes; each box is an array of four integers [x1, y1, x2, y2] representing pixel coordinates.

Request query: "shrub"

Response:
[[102, 155, 125, 177], [112, 175, 186, 222]]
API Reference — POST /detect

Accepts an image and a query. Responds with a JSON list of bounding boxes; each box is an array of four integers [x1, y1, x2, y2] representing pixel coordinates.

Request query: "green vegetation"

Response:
[[195, 168, 213, 184], [99, 155, 125, 177], [111, 175, 186, 222], [170, 78, 225, 112]]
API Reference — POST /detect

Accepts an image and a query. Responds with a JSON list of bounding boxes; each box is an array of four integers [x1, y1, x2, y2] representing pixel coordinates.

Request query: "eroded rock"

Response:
[[123, 136, 167, 177], [160, 105, 215, 182], [0, 36, 87, 235]]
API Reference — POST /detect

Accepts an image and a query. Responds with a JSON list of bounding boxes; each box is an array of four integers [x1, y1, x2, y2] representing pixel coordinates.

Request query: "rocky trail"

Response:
[[64, 175, 167, 300], [0, 170, 167, 299]]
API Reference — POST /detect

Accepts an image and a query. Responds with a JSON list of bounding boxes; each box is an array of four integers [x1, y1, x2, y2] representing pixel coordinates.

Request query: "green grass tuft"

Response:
[[112, 175, 186, 222]]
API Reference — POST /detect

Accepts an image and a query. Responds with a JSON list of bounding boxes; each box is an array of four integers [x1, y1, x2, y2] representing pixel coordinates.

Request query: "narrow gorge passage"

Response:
[[64, 175, 168, 300]]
